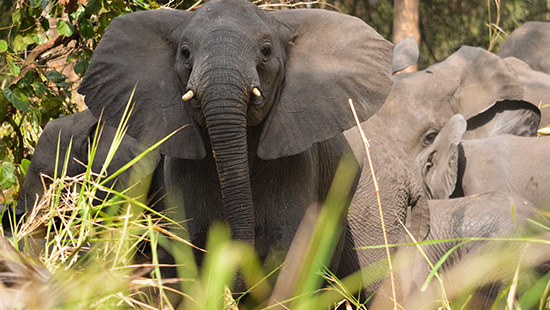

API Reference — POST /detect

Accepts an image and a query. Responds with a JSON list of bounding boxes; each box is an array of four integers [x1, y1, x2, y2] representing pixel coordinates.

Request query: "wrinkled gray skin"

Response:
[[340, 114, 430, 307], [499, 21, 550, 75], [15, 110, 160, 217], [408, 192, 537, 310], [392, 36, 419, 74], [379, 46, 547, 158], [415, 114, 550, 209]]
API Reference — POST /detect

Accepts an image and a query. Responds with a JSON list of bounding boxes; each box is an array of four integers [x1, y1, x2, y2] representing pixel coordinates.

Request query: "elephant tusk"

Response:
[[182, 90, 194, 101], [252, 87, 261, 98]]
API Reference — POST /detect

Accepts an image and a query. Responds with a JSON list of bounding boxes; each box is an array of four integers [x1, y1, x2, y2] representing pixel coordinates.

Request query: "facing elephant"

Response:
[[78, 0, 393, 259], [415, 113, 550, 208], [377, 46, 545, 158], [15, 110, 160, 218]]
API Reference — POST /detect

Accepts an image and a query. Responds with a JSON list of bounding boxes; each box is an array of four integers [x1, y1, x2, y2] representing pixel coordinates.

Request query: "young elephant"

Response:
[[408, 192, 539, 310], [415, 114, 550, 209], [14, 109, 161, 217]]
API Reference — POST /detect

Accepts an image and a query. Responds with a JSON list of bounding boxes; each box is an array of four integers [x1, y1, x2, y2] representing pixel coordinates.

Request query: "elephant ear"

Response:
[[502, 57, 550, 128], [498, 21, 550, 75], [42, 110, 100, 174], [78, 10, 205, 159], [392, 36, 419, 74], [431, 46, 524, 120], [414, 114, 466, 199], [463, 100, 541, 140], [258, 9, 393, 160], [91, 122, 160, 188]]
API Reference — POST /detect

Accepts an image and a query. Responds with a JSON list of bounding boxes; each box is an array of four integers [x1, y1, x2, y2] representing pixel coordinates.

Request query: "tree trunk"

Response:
[[393, 0, 420, 73]]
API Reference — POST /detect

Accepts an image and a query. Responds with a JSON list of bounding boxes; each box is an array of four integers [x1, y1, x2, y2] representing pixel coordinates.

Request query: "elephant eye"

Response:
[[261, 43, 272, 59], [423, 132, 437, 147], [181, 46, 191, 59]]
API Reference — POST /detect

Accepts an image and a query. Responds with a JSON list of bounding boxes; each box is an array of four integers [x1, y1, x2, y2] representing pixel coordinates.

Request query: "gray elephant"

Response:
[[392, 36, 419, 74], [14, 109, 161, 219], [407, 192, 538, 310], [78, 0, 431, 304], [498, 21, 550, 75], [414, 114, 550, 209], [377, 46, 547, 158]]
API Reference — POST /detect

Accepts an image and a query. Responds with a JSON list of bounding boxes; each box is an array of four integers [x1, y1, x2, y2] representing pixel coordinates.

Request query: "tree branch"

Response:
[[11, 34, 76, 85]]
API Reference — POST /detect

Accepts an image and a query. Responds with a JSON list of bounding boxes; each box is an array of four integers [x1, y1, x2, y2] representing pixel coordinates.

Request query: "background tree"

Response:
[[393, 0, 419, 72]]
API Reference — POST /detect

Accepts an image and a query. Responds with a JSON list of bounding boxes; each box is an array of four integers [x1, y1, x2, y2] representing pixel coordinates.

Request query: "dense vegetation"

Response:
[[0, 1, 549, 309]]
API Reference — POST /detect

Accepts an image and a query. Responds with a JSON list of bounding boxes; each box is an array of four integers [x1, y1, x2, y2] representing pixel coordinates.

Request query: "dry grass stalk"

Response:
[[348, 98, 397, 310]]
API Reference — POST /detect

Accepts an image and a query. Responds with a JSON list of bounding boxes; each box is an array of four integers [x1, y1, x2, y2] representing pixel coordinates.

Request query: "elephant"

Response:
[[377, 45, 548, 158], [13, 109, 161, 222], [407, 192, 539, 310], [77, 0, 432, 303], [414, 113, 550, 209], [498, 21, 550, 75], [392, 36, 419, 74]]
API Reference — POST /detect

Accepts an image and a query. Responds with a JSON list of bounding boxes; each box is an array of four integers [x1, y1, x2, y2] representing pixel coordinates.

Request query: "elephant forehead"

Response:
[[189, 0, 273, 35]]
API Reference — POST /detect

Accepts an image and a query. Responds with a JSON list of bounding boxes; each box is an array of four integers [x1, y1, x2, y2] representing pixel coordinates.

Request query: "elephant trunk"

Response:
[[202, 84, 255, 247]]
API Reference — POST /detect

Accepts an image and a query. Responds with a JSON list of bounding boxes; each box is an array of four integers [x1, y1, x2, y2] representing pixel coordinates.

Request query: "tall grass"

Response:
[[1, 95, 550, 309]]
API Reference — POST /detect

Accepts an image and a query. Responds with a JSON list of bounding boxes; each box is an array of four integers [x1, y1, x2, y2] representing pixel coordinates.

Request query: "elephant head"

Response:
[[377, 46, 543, 157], [414, 114, 466, 199], [16, 110, 158, 216], [78, 0, 393, 247]]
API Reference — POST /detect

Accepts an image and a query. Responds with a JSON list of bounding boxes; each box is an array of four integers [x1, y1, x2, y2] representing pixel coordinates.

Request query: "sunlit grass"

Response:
[[1, 95, 550, 309]]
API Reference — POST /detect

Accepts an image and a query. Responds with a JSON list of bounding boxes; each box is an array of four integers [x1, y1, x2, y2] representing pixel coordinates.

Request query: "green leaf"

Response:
[[0, 140, 8, 162], [20, 159, 31, 177], [22, 35, 35, 45], [57, 19, 74, 37], [40, 18, 50, 31], [74, 60, 89, 76], [13, 35, 28, 52], [0, 95, 8, 120], [21, 71, 35, 86], [32, 82, 49, 95], [12, 9, 22, 24], [6, 55, 20, 76], [79, 19, 94, 38], [85, 0, 102, 16], [0, 161, 16, 189], [0, 40, 7, 53], [132, 0, 149, 9], [3, 88, 30, 112], [45, 70, 66, 83], [54, 81, 72, 89], [30, 0, 45, 7]]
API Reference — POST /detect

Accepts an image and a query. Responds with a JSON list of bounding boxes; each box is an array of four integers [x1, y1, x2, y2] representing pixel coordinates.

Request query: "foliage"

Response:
[[0, 0, 203, 204]]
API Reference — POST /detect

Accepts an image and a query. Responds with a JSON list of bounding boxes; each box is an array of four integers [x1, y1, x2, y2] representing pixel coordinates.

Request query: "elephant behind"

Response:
[[13, 110, 161, 226], [378, 46, 550, 158], [498, 21, 550, 75], [407, 192, 541, 310], [415, 114, 550, 209], [261, 114, 430, 308]]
